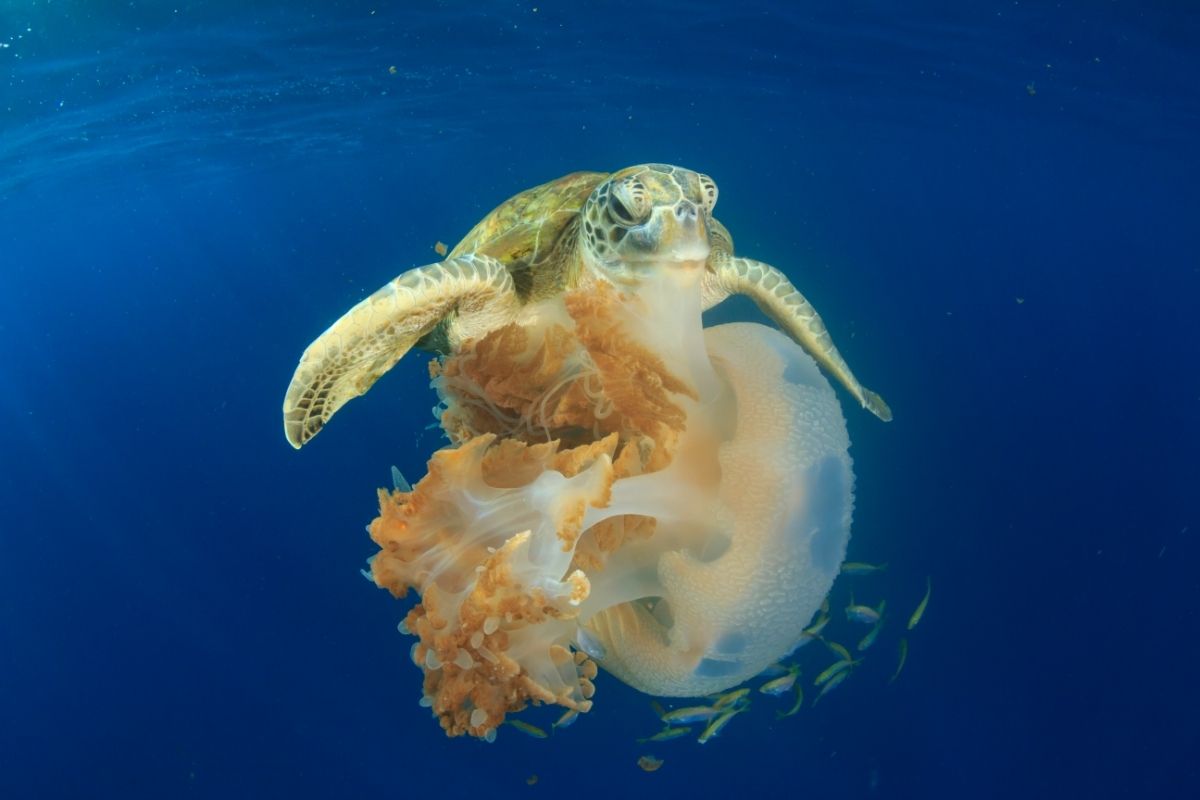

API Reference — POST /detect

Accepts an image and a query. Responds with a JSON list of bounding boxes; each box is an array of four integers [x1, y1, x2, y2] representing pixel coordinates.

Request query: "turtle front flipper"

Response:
[[708, 253, 892, 422], [283, 254, 519, 448]]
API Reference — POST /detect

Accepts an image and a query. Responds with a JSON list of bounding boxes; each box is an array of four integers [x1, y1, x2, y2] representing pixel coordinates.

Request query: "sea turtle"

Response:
[[282, 164, 891, 448]]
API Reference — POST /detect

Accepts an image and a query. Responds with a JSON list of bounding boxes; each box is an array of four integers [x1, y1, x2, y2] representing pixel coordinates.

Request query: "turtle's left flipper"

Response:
[[282, 254, 520, 448], [709, 253, 892, 422]]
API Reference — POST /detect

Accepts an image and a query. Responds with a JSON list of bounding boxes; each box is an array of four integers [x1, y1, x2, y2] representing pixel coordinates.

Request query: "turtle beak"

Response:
[[660, 200, 710, 265]]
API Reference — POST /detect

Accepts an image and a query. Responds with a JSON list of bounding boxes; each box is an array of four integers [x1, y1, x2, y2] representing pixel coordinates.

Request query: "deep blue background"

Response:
[[2, 2, 1197, 797]]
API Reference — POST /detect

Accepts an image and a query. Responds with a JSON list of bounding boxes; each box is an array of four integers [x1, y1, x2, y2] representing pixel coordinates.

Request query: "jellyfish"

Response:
[[367, 265, 854, 740]]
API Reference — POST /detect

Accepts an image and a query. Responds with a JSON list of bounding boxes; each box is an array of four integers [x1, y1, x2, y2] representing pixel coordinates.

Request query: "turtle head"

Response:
[[579, 164, 718, 286]]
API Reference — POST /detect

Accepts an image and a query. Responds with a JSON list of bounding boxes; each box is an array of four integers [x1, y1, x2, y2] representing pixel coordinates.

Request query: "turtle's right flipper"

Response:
[[282, 254, 519, 448], [710, 253, 892, 422]]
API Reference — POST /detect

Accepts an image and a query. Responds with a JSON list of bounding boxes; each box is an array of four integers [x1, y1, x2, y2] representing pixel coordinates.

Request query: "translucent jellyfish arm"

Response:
[[367, 434, 618, 739]]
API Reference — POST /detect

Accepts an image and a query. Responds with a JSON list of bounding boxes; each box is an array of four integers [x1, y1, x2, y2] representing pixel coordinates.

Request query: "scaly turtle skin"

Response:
[[282, 164, 891, 448]]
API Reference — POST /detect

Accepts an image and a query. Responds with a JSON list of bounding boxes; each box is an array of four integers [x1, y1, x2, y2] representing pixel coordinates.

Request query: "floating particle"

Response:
[[638, 755, 664, 772]]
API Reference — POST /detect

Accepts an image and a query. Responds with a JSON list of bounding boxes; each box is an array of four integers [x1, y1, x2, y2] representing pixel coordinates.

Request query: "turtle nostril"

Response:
[[675, 201, 698, 220]]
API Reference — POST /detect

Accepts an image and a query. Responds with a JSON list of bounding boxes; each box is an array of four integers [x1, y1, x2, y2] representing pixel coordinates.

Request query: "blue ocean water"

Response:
[[2, 1, 1197, 797]]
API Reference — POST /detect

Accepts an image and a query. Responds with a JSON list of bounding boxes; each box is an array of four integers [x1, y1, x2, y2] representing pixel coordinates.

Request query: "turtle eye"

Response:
[[698, 173, 718, 212], [609, 181, 650, 226]]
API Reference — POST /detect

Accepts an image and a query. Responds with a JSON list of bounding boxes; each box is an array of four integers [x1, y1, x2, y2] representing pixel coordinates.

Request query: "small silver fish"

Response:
[[661, 706, 720, 726], [824, 640, 853, 663], [505, 719, 548, 739], [777, 684, 805, 718], [758, 669, 799, 696], [813, 667, 850, 705], [889, 638, 909, 684], [841, 561, 888, 576], [553, 709, 579, 729], [846, 602, 882, 625], [390, 465, 412, 493], [575, 626, 608, 660], [801, 614, 831, 639], [637, 726, 692, 743], [757, 662, 792, 678], [857, 618, 885, 652], [712, 687, 751, 709], [908, 577, 932, 630], [814, 658, 854, 687], [697, 708, 741, 744]]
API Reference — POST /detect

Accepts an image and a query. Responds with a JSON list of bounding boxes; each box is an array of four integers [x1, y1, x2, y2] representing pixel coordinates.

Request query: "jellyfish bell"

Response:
[[367, 264, 854, 738], [577, 316, 854, 697]]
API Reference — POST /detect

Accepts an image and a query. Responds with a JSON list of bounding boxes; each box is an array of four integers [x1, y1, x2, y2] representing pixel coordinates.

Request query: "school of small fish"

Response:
[[487, 558, 930, 759], [630, 565, 930, 746]]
